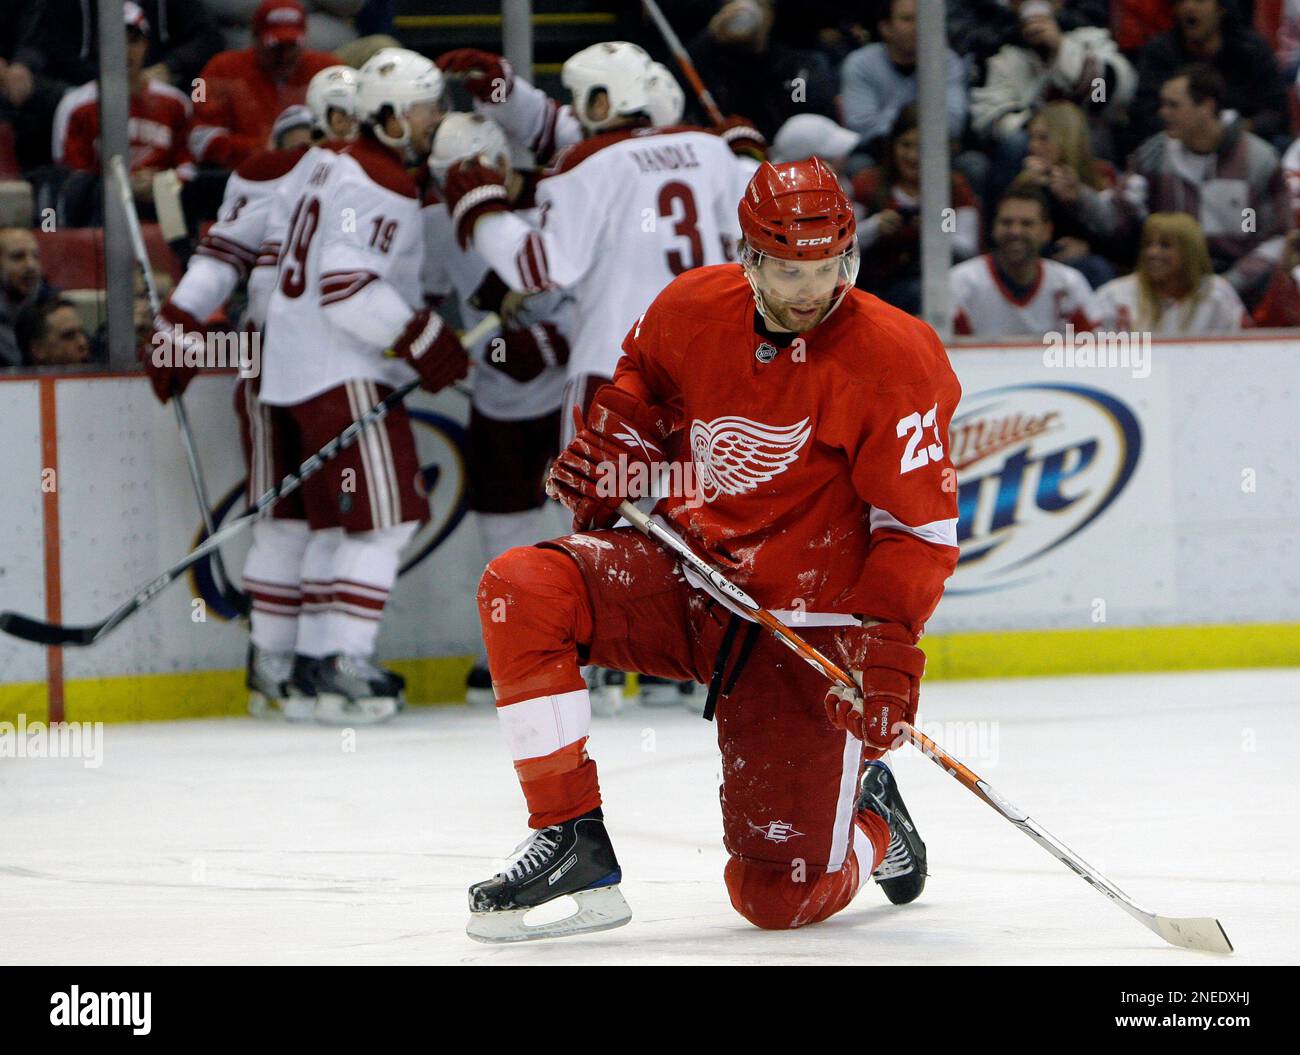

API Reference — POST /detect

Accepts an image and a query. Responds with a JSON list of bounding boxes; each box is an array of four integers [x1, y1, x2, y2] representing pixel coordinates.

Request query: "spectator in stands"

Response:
[[189, 0, 337, 169], [53, 4, 196, 215], [1251, 228, 1300, 323], [1012, 100, 1119, 287], [687, 0, 838, 139], [1112, 0, 1177, 53], [1278, 0, 1300, 80], [1132, 1, 1289, 148], [770, 114, 858, 168], [208, 0, 363, 54], [948, 0, 1110, 77], [839, 0, 968, 155], [853, 105, 981, 315], [269, 103, 316, 151], [950, 184, 1096, 337], [1104, 65, 1290, 303], [1093, 212, 1248, 332], [0, 227, 51, 367], [3, 1, 221, 171], [14, 0, 223, 89], [970, 0, 1135, 200], [15, 295, 91, 367]]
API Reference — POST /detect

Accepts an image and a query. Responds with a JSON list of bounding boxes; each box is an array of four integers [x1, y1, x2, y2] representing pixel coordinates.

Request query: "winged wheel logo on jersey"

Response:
[[689, 415, 812, 503]]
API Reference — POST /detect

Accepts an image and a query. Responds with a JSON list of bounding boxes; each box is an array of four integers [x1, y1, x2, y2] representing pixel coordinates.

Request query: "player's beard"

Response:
[[765, 293, 833, 333]]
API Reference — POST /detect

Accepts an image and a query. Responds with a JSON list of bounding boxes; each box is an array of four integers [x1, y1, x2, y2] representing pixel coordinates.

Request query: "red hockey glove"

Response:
[[391, 309, 469, 393], [436, 48, 514, 102], [824, 623, 925, 758], [443, 158, 510, 249], [546, 385, 673, 531], [143, 299, 204, 404], [716, 116, 767, 161], [487, 321, 569, 383]]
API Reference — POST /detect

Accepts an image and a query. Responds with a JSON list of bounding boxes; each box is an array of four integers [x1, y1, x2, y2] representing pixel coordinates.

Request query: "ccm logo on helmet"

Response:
[[795, 236, 833, 246]]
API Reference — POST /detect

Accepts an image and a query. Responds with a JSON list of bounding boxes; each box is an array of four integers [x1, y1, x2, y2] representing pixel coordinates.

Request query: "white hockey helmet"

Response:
[[429, 112, 510, 180], [306, 65, 359, 134], [355, 47, 446, 151], [561, 41, 652, 132], [644, 61, 684, 127]]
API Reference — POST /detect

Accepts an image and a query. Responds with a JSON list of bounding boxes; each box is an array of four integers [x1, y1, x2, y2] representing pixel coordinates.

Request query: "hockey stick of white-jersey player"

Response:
[[0, 312, 500, 647], [641, 0, 725, 126], [617, 499, 1233, 955], [109, 154, 250, 618]]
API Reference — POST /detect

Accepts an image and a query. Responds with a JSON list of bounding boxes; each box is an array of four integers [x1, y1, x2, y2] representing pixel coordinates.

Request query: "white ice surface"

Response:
[[2, 669, 1297, 965]]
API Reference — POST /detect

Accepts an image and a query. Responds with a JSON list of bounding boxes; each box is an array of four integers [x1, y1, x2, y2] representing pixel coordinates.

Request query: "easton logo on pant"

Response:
[[689, 416, 812, 502], [749, 819, 805, 843]]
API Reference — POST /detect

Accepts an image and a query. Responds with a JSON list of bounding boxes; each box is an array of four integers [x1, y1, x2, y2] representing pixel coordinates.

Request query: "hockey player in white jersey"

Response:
[[424, 112, 573, 706], [441, 41, 744, 435], [253, 47, 468, 723], [143, 64, 360, 719]]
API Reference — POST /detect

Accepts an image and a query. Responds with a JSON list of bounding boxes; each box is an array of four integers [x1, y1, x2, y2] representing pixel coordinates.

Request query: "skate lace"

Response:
[[873, 830, 915, 881], [502, 827, 562, 881]]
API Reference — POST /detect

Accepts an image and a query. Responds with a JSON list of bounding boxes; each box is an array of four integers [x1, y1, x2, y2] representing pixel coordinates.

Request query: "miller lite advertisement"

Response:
[[933, 351, 1177, 630]]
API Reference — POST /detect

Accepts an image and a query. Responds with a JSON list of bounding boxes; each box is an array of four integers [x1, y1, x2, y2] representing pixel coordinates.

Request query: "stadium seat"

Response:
[[35, 224, 182, 290], [0, 122, 19, 179], [0, 180, 34, 227]]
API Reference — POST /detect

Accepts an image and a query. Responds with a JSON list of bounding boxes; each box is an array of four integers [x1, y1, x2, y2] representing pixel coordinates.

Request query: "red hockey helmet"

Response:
[[737, 158, 859, 331], [737, 157, 856, 260]]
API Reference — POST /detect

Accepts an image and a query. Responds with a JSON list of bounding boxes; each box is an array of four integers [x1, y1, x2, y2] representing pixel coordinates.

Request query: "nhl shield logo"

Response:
[[755, 342, 779, 363]]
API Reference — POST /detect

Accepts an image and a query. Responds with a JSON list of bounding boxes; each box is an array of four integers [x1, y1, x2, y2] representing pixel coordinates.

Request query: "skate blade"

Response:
[[314, 694, 399, 726], [281, 696, 317, 722], [466, 885, 632, 944], [247, 692, 284, 720]]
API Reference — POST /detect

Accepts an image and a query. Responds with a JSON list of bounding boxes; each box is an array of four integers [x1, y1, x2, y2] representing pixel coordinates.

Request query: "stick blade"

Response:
[[1153, 915, 1233, 954], [0, 611, 97, 646]]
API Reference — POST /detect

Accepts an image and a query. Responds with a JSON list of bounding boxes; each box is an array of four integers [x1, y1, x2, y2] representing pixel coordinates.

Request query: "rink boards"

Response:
[[1, 333, 1297, 721]]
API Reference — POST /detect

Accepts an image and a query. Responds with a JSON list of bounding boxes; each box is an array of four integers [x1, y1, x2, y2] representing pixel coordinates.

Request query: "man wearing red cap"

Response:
[[464, 157, 961, 943], [54, 2, 196, 203], [189, 0, 337, 169]]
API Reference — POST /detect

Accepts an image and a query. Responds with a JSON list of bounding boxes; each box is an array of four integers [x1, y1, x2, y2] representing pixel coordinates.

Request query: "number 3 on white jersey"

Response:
[[896, 403, 944, 474]]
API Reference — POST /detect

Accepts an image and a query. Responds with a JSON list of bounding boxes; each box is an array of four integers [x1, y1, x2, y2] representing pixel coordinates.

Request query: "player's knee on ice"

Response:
[[723, 854, 862, 930]]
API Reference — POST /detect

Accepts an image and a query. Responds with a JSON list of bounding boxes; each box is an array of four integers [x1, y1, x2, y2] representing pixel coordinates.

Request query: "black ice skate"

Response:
[[637, 674, 698, 707], [465, 663, 494, 706], [859, 760, 928, 905], [310, 654, 403, 725], [246, 644, 294, 719], [466, 807, 632, 943], [282, 654, 321, 722]]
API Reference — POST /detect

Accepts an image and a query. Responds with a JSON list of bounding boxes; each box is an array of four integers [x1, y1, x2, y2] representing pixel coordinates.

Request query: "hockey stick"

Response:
[[617, 500, 1233, 954], [640, 0, 726, 127], [110, 154, 250, 617], [1, 310, 498, 647]]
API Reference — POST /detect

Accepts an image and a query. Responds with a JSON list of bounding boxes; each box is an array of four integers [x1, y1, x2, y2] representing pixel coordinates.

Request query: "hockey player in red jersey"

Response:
[[466, 158, 961, 943]]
